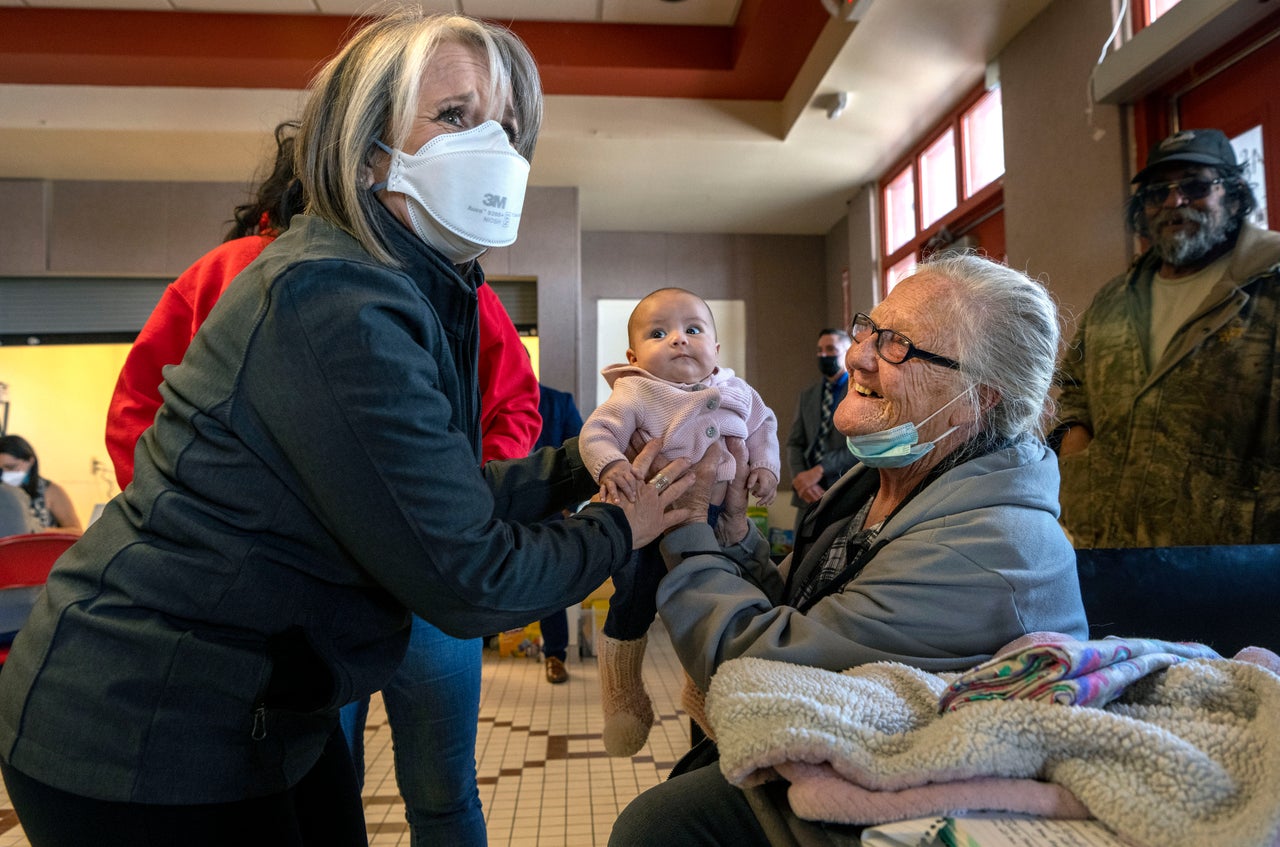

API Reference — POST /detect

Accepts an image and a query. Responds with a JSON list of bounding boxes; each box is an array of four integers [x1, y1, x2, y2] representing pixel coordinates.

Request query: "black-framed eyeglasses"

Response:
[[850, 313, 961, 370], [1136, 177, 1225, 208]]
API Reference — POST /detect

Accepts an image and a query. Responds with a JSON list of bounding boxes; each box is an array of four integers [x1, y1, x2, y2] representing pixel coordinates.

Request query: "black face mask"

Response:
[[818, 355, 842, 378]]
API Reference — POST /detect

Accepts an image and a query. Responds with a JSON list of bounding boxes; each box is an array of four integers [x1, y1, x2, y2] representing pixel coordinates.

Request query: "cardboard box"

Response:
[[497, 622, 542, 658]]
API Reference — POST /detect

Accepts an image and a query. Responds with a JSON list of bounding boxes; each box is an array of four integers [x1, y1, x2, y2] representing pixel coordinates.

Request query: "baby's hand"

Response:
[[747, 468, 779, 506], [599, 460, 643, 502]]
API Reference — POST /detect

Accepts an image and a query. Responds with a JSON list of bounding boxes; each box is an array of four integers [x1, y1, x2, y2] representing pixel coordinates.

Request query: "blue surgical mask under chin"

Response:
[[845, 391, 966, 469]]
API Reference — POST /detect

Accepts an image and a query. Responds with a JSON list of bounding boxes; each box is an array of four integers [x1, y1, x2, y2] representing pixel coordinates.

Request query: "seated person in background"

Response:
[[0, 485, 38, 537], [609, 254, 1089, 847], [579, 287, 780, 756], [0, 435, 81, 534]]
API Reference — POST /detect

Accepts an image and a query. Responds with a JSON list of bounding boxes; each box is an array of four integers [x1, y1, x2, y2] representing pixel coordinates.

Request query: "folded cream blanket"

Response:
[[707, 656, 1280, 847]]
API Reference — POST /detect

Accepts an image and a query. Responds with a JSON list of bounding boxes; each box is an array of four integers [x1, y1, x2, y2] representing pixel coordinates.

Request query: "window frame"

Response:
[[877, 83, 1005, 299]]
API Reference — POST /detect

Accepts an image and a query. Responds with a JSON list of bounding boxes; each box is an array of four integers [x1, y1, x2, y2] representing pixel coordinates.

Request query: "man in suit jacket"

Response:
[[534, 382, 586, 683], [785, 328, 855, 536]]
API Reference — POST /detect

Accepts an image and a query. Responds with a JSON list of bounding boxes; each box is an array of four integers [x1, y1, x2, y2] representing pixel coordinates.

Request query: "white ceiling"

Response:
[[0, 0, 1052, 235]]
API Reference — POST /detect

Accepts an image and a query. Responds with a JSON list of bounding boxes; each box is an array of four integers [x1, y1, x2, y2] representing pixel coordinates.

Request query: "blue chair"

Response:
[[1076, 545, 1280, 655]]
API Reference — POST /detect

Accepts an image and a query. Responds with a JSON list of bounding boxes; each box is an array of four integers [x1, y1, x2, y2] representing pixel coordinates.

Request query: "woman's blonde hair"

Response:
[[296, 10, 543, 266]]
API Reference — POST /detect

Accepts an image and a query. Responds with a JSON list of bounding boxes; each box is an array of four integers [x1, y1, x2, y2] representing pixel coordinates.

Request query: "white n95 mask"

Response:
[[373, 120, 530, 263]]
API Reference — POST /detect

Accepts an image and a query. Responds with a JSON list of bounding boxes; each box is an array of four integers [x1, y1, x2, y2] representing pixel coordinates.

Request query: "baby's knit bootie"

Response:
[[597, 633, 654, 756], [681, 673, 713, 742]]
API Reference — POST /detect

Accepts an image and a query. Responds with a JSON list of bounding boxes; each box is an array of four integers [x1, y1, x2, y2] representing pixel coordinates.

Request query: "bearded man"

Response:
[[1056, 128, 1280, 547]]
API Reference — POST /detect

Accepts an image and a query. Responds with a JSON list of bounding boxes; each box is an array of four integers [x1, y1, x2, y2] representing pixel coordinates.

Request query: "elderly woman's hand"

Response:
[[713, 437, 753, 547], [665, 439, 724, 530], [595, 439, 695, 549]]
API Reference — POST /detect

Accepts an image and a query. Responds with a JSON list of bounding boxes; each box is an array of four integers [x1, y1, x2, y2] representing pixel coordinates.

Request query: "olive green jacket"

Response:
[[1057, 223, 1280, 547]]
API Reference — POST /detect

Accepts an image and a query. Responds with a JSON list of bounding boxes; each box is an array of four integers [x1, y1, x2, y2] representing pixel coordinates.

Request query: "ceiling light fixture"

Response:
[[827, 91, 850, 120]]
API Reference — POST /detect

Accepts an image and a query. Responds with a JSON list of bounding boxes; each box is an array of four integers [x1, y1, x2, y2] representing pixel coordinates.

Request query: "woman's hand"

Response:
[[713, 437, 752, 547], [595, 439, 695, 549]]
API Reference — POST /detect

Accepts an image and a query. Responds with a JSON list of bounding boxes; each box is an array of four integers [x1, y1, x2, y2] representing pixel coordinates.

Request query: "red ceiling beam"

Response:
[[0, 2, 827, 100]]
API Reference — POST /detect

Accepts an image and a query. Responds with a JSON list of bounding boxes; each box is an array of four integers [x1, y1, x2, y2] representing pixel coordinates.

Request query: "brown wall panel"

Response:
[[0, 179, 47, 274]]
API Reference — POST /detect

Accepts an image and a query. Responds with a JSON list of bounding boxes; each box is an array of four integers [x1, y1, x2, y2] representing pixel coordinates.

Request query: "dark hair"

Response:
[[0, 434, 40, 501], [1125, 164, 1258, 237], [819, 328, 850, 342], [627, 287, 717, 345], [224, 120, 305, 242]]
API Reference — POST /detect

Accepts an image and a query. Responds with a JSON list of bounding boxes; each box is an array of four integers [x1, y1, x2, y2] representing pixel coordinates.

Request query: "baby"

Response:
[[579, 287, 779, 756]]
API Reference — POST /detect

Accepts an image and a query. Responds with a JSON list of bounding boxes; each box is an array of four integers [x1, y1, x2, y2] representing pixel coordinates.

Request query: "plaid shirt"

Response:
[[790, 496, 880, 609]]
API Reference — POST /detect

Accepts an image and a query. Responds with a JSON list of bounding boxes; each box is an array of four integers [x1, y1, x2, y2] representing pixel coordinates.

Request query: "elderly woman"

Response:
[[610, 254, 1088, 847], [0, 12, 691, 846]]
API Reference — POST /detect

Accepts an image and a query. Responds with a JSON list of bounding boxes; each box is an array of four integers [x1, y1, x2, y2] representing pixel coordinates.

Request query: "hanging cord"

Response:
[[1086, 0, 1130, 141]]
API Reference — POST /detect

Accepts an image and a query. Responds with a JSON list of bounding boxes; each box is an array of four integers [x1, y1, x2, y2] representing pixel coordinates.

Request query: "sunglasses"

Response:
[[1136, 177, 1225, 207]]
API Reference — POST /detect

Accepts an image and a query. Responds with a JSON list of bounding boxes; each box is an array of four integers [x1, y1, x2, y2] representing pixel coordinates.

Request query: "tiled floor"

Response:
[[0, 619, 692, 847]]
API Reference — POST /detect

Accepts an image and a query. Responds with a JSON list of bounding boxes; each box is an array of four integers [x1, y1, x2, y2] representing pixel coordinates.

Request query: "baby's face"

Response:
[[627, 291, 720, 384]]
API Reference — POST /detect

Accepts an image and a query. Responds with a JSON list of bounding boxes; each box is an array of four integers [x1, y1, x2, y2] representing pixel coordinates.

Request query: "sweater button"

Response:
[[705, 426, 718, 438], [705, 397, 719, 410]]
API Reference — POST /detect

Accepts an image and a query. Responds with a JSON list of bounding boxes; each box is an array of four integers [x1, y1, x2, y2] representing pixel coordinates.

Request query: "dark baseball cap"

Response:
[[1132, 128, 1238, 184]]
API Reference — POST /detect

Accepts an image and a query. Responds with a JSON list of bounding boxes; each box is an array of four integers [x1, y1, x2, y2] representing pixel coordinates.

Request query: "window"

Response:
[[1146, 0, 1183, 26], [885, 254, 917, 295], [876, 84, 1006, 298], [883, 166, 916, 255], [919, 129, 957, 228], [962, 88, 1003, 197]]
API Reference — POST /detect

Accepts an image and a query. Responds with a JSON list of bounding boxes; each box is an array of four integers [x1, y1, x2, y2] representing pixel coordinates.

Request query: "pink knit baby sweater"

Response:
[[579, 364, 780, 483]]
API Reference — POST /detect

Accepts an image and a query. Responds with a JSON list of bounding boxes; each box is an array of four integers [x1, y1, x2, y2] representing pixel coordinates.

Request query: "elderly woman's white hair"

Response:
[[296, 10, 543, 267], [921, 253, 1059, 443]]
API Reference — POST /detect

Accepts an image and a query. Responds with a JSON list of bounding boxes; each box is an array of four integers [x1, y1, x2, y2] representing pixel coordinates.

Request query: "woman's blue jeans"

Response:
[[340, 617, 484, 847]]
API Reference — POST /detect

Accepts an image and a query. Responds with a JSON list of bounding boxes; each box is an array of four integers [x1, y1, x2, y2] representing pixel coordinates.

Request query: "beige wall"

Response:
[[0, 178, 249, 277], [1000, 0, 1134, 325], [839, 184, 880, 318]]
